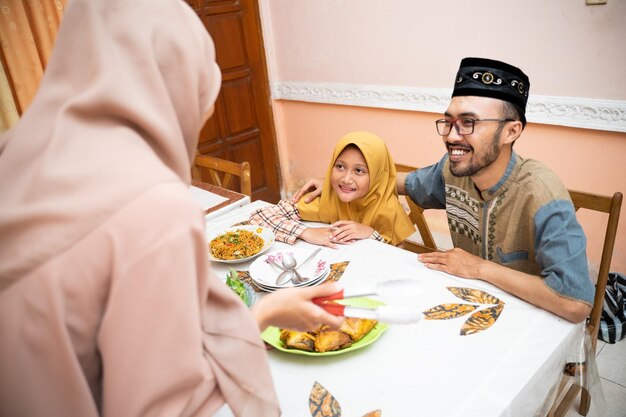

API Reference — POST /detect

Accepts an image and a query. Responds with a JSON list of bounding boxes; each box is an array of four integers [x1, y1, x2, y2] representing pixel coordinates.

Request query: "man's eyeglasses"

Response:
[[435, 118, 515, 136]]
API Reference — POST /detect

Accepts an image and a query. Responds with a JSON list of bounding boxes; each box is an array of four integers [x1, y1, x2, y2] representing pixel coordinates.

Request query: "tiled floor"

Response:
[[564, 338, 626, 417]]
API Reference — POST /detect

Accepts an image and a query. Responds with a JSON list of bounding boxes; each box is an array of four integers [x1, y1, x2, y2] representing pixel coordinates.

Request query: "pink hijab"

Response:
[[0, 0, 278, 414], [0, 0, 218, 282]]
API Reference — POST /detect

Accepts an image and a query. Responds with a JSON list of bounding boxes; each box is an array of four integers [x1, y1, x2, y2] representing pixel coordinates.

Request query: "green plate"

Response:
[[261, 297, 389, 356]]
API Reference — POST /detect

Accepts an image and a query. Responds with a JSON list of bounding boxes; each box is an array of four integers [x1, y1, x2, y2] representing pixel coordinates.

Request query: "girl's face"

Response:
[[331, 145, 370, 202]]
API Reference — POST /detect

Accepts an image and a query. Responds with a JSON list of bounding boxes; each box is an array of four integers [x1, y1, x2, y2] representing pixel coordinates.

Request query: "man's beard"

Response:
[[449, 127, 503, 177]]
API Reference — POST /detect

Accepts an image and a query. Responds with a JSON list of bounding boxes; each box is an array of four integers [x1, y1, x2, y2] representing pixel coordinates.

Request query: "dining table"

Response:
[[206, 201, 584, 417], [190, 179, 250, 222]]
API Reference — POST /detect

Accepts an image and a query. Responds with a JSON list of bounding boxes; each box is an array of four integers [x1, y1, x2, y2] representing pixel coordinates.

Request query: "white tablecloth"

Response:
[[208, 201, 581, 417]]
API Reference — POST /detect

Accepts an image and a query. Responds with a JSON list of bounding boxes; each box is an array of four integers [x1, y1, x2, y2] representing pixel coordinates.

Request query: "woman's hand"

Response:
[[252, 283, 345, 332], [291, 178, 323, 204], [329, 220, 374, 243], [300, 227, 339, 248]]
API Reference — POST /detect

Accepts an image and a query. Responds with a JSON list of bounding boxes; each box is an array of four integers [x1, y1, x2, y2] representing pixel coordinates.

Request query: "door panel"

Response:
[[185, 0, 281, 202], [221, 78, 256, 134]]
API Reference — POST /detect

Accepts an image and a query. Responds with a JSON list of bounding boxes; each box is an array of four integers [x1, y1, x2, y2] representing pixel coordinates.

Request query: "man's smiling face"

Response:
[[443, 96, 510, 179]]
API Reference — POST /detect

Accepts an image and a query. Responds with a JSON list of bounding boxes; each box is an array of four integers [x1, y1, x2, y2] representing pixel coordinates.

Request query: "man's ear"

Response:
[[502, 120, 523, 145]]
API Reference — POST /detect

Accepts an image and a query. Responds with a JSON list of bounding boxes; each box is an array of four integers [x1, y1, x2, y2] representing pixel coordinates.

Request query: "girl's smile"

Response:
[[330, 145, 370, 203]]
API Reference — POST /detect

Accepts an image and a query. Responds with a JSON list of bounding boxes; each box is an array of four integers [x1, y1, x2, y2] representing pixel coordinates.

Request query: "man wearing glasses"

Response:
[[295, 58, 594, 323]]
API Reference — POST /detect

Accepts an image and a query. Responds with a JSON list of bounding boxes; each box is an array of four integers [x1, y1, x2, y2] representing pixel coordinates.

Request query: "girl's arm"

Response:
[[249, 199, 307, 245]]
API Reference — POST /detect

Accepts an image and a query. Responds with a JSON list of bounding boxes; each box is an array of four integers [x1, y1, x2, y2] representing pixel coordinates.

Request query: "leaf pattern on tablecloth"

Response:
[[447, 287, 501, 305], [422, 287, 505, 336], [309, 381, 381, 417], [309, 382, 341, 417], [322, 261, 350, 284], [423, 303, 478, 320], [235, 270, 265, 293], [460, 302, 504, 335]]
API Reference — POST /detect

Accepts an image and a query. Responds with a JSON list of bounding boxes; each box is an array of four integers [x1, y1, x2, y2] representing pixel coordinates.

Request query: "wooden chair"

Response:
[[395, 163, 438, 253], [549, 190, 622, 417], [192, 152, 252, 197]]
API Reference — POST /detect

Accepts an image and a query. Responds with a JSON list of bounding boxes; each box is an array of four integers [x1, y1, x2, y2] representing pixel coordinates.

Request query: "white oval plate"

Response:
[[208, 225, 275, 263], [252, 270, 329, 292], [249, 248, 329, 288]]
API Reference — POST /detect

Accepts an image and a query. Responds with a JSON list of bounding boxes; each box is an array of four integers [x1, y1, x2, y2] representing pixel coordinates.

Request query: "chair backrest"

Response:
[[395, 163, 438, 253], [192, 152, 252, 197], [568, 189, 622, 351]]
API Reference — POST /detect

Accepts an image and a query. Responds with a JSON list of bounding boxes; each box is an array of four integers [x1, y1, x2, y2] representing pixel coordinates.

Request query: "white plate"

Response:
[[208, 225, 275, 263], [252, 270, 329, 292], [249, 248, 329, 289]]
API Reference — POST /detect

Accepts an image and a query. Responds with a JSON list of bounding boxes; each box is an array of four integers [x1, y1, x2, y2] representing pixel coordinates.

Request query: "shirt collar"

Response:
[[482, 151, 519, 199]]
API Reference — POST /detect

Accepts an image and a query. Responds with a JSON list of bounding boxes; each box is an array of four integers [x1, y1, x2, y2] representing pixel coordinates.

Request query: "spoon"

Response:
[[267, 257, 286, 272], [275, 268, 295, 286], [275, 253, 304, 285], [284, 254, 306, 284]]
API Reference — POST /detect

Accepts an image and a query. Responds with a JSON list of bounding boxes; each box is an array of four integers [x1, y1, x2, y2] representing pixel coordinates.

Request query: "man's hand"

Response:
[[291, 178, 323, 204], [300, 227, 339, 248], [330, 220, 374, 243], [418, 248, 592, 323], [418, 248, 483, 278]]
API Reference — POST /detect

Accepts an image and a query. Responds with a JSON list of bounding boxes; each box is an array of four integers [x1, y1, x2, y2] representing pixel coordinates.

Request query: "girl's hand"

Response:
[[330, 220, 374, 243], [300, 227, 340, 248]]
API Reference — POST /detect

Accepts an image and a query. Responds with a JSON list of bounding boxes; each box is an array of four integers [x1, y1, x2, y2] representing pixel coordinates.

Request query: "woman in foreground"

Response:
[[0, 1, 341, 416]]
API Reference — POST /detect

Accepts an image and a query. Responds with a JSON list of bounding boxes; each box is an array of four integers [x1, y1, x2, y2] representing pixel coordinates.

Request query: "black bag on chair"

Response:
[[598, 272, 626, 344]]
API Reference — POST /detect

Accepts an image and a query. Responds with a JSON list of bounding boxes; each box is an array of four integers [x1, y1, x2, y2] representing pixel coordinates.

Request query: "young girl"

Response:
[[250, 131, 415, 247]]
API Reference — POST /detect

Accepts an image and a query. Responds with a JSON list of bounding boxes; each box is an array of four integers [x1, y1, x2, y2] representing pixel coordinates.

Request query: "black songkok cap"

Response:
[[452, 57, 530, 124]]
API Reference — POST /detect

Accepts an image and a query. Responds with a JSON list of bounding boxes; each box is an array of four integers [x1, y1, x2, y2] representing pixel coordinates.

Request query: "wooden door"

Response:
[[185, 0, 281, 203]]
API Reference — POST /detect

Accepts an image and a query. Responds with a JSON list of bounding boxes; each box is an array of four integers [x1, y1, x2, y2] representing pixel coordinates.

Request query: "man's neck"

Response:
[[471, 149, 513, 192]]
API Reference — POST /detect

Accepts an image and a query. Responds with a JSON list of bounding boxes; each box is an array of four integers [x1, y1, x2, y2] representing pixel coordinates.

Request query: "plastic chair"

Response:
[[549, 190, 622, 417], [395, 163, 438, 253], [192, 152, 252, 197]]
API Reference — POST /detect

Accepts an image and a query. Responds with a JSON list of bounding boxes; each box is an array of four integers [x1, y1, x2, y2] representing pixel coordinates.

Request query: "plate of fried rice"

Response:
[[208, 225, 275, 263]]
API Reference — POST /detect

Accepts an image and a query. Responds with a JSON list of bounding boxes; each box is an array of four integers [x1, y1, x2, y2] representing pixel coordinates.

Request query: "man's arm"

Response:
[[418, 198, 594, 323], [418, 249, 591, 323], [291, 178, 323, 204], [396, 171, 408, 194]]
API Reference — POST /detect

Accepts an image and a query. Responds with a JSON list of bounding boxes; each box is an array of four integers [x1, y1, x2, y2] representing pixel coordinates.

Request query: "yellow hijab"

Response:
[[297, 131, 415, 245]]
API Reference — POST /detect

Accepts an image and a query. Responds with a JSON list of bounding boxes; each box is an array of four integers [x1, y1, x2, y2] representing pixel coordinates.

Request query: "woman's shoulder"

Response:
[[108, 181, 205, 242]]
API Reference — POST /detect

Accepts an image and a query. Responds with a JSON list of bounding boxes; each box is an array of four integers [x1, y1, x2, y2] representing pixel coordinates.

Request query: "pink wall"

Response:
[[263, 0, 626, 99], [274, 101, 626, 273]]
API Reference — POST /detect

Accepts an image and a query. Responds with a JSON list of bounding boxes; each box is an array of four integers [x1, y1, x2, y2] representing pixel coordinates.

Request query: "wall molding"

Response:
[[272, 81, 626, 133]]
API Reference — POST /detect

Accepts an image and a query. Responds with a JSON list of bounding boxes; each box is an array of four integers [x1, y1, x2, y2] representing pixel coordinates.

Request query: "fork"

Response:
[[295, 248, 322, 271], [267, 258, 286, 272]]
